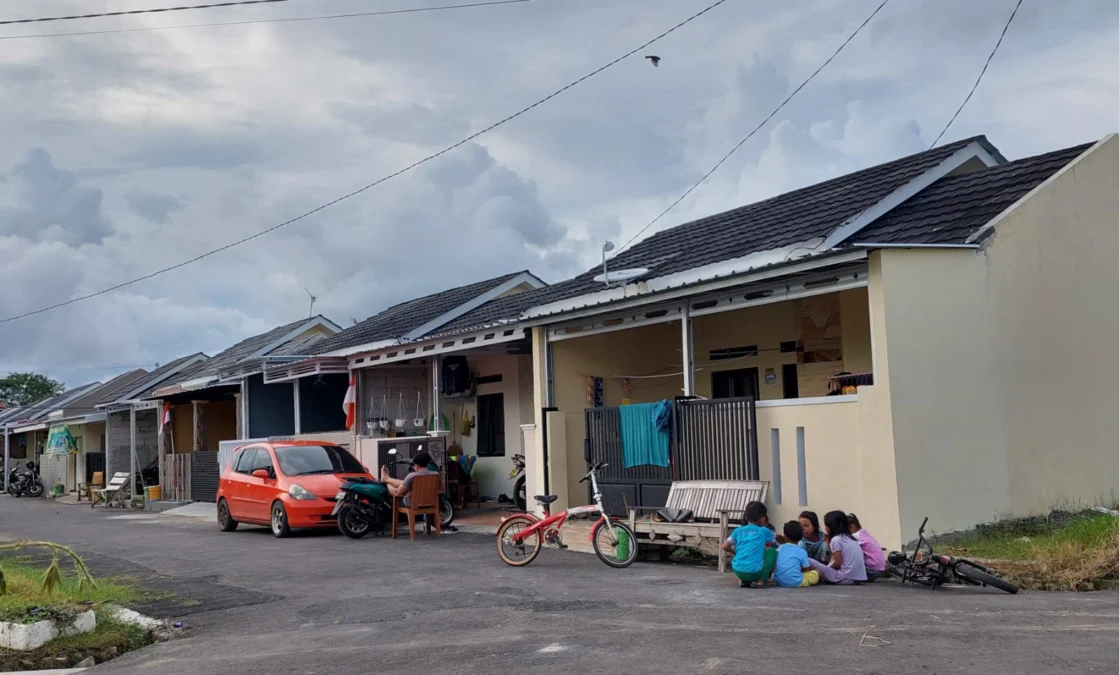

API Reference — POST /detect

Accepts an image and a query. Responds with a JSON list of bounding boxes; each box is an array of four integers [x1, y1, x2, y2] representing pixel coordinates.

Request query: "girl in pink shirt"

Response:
[[848, 513, 887, 581]]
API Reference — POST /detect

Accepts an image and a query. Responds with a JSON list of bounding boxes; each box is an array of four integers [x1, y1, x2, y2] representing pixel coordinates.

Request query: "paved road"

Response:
[[2, 498, 1118, 674]]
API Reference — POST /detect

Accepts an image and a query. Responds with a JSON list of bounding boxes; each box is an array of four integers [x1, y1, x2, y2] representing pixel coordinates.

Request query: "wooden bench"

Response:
[[627, 479, 770, 573], [91, 472, 131, 509]]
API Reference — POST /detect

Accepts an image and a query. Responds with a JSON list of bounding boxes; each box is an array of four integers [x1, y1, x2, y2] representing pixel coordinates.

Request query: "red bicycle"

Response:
[[495, 462, 638, 568]]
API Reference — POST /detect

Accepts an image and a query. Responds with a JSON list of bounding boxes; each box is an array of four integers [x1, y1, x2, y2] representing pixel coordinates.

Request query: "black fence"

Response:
[[190, 452, 220, 503], [584, 397, 758, 515], [85, 452, 105, 484]]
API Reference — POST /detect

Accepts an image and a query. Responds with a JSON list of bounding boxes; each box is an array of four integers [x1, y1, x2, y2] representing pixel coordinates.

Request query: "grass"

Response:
[[0, 612, 154, 672], [0, 560, 143, 624], [944, 514, 1119, 591]]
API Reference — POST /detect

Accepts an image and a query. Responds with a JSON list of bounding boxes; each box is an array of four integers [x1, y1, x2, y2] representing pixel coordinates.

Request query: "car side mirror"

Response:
[[251, 469, 270, 479]]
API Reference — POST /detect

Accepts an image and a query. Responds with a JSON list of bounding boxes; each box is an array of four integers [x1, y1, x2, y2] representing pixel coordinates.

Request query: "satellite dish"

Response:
[[594, 268, 649, 284]]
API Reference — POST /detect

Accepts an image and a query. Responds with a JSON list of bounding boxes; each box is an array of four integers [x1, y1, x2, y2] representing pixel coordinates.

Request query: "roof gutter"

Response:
[[850, 242, 981, 249]]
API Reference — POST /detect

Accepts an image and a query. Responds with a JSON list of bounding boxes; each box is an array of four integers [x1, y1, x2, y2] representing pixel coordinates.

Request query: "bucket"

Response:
[[51, 484, 64, 496], [146, 485, 163, 501]]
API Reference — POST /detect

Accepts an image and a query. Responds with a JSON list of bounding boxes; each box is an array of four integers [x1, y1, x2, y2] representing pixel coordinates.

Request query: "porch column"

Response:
[[234, 392, 243, 439], [292, 383, 301, 435], [528, 326, 551, 515], [129, 406, 138, 497], [192, 400, 207, 452], [240, 381, 250, 439], [681, 304, 695, 396], [3, 429, 9, 491], [431, 356, 441, 432]]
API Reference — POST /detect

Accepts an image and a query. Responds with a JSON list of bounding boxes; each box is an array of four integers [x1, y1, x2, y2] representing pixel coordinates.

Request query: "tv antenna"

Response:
[[304, 288, 317, 317]]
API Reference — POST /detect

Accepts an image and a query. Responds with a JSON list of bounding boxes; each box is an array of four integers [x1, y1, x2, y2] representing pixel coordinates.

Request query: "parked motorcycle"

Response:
[[510, 453, 526, 511], [333, 476, 392, 539], [887, 517, 1019, 594], [387, 448, 455, 529], [7, 461, 44, 498]]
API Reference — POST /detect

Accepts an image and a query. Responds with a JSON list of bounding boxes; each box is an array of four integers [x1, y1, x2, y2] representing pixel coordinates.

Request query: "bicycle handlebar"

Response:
[[578, 461, 608, 483]]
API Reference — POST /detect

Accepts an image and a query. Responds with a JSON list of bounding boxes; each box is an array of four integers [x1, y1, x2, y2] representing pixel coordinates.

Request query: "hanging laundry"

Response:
[[620, 402, 670, 468]]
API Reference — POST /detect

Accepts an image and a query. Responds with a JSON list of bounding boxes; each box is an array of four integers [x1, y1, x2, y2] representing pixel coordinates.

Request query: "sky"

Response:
[[1, 0, 1116, 388]]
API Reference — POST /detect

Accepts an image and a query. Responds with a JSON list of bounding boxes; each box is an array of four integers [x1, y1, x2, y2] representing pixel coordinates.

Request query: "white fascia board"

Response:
[[403, 272, 547, 342], [320, 339, 398, 359], [50, 412, 107, 426], [12, 422, 47, 434], [250, 316, 343, 360], [850, 242, 981, 249], [522, 247, 866, 325], [965, 134, 1113, 244], [820, 141, 1002, 251]]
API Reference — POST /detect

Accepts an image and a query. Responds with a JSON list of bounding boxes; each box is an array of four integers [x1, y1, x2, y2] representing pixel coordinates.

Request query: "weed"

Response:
[[0, 560, 141, 623]]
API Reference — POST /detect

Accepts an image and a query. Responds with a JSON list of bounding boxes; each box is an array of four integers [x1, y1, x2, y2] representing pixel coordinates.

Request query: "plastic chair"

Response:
[[392, 473, 442, 540]]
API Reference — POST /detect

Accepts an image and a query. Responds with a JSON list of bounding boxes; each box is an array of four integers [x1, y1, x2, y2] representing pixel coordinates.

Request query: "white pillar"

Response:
[[292, 382, 301, 435], [129, 406, 138, 497], [431, 356, 441, 431], [681, 304, 695, 396], [3, 429, 9, 491]]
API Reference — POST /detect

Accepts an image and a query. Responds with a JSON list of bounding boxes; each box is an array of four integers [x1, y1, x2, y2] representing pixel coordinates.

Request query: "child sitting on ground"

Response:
[[807, 511, 868, 585], [848, 513, 887, 581], [774, 521, 820, 588], [721, 501, 777, 588], [798, 511, 830, 564]]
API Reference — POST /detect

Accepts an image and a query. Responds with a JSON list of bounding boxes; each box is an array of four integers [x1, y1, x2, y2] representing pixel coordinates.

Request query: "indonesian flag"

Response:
[[159, 402, 171, 435], [343, 373, 356, 430]]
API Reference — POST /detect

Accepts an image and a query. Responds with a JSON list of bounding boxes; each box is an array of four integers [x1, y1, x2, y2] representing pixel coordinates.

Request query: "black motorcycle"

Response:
[[333, 476, 393, 539], [887, 517, 1019, 594], [7, 461, 44, 498]]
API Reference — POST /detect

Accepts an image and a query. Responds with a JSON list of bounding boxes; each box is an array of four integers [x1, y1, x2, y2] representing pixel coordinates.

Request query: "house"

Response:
[[333, 133, 1119, 549], [270, 271, 546, 498]]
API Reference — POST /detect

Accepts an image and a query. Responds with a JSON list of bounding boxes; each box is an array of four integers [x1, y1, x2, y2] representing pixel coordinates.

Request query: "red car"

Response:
[[216, 441, 372, 537]]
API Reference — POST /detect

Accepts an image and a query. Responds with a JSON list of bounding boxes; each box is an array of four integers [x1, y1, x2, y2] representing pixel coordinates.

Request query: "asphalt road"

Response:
[[2, 497, 1118, 674]]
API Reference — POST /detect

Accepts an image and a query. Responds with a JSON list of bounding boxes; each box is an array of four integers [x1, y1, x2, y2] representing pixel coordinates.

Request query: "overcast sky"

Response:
[[1, 0, 1116, 388]]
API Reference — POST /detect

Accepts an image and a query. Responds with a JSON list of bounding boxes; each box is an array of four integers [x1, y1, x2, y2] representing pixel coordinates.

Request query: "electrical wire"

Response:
[[928, 0, 1023, 149], [0, 0, 536, 41], [612, 0, 891, 258], [0, 0, 735, 326], [0, 0, 304, 26]]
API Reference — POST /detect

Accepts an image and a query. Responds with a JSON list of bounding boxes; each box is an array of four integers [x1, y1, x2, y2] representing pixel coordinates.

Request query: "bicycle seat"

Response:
[[534, 495, 558, 505]]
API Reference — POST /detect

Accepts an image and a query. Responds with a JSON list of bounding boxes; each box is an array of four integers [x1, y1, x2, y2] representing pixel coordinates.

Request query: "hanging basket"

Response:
[[394, 393, 407, 430], [412, 391, 426, 429]]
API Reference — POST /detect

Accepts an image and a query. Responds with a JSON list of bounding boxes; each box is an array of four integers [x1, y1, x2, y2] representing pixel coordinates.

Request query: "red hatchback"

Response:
[[216, 441, 372, 537]]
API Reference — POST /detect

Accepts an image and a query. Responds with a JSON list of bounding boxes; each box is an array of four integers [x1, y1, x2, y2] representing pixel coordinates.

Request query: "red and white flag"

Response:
[[158, 402, 172, 435], [343, 373, 356, 431]]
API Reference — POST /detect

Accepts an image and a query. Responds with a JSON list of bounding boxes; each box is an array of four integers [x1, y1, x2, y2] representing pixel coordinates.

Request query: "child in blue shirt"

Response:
[[720, 501, 777, 588], [774, 520, 821, 588]]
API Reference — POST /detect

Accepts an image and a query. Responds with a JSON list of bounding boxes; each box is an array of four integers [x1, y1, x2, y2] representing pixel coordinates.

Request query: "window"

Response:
[[234, 448, 258, 474], [711, 368, 759, 400], [274, 445, 364, 476], [476, 393, 506, 457], [782, 363, 800, 399], [251, 448, 275, 476]]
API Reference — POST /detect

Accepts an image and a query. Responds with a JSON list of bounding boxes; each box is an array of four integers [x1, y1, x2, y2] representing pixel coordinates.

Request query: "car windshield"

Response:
[[274, 445, 364, 477]]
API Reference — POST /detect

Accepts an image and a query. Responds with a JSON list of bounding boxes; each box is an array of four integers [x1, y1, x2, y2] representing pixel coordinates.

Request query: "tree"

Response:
[[0, 372, 65, 408]]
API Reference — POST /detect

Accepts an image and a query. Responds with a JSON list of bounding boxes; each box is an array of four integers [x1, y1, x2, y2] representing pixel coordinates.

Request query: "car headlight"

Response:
[[288, 483, 317, 500]]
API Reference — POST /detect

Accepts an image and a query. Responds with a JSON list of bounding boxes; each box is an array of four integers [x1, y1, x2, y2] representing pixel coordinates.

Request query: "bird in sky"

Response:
[[645, 55, 661, 68]]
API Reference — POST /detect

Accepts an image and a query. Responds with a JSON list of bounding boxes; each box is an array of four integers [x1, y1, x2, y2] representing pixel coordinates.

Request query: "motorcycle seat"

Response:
[[534, 495, 558, 505]]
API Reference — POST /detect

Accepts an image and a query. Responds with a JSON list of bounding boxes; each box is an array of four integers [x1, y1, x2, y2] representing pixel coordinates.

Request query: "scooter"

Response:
[[7, 461, 44, 498], [510, 454, 526, 511], [333, 476, 393, 539]]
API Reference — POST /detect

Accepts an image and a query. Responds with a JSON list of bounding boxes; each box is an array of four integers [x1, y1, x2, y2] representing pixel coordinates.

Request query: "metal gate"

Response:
[[85, 452, 105, 484], [583, 397, 758, 515], [190, 452, 220, 502]]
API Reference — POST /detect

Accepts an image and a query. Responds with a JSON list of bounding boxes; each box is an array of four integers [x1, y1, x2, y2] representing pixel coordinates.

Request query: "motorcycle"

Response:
[[332, 476, 393, 539], [887, 517, 1019, 594], [509, 453, 526, 511], [387, 448, 455, 529], [7, 461, 44, 498]]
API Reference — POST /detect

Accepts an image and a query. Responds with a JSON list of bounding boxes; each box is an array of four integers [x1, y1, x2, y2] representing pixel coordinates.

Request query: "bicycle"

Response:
[[495, 462, 639, 568], [887, 517, 1019, 594]]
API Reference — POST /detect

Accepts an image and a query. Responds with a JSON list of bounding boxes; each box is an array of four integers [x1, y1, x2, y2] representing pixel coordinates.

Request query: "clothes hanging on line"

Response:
[[619, 401, 670, 469]]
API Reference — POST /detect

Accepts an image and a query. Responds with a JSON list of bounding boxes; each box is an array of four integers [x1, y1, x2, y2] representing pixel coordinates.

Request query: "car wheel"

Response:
[[217, 499, 238, 532], [271, 501, 291, 538]]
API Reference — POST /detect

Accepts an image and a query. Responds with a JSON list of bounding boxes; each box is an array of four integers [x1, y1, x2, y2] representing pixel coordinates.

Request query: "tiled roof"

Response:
[[264, 331, 327, 356], [87, 369, 148, 405], [15, 383, 100, 423], [113, 353, 208, 403], [850, 143, 1092, 245], [53, 370, 148, 417], [308, 271, 533, 355]]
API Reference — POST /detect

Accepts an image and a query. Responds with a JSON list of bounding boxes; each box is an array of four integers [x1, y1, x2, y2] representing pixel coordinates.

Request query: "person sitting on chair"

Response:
[[380, 452, 436, 506]]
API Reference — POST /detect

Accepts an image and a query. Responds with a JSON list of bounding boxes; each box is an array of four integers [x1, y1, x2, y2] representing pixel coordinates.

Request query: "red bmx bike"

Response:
[[495, 462, 638, 568]]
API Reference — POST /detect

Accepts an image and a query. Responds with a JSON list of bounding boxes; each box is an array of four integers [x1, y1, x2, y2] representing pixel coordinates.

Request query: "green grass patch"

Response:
[[0, 561, 143, 624], [947, 514, 1119, 561], [0, 611, 154, 672]]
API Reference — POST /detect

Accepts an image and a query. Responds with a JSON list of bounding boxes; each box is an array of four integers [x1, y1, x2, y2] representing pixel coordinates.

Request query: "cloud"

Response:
[[0, 0, 1117, 384]]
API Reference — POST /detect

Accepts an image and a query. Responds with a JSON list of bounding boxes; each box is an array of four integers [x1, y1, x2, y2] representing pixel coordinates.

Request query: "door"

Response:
[[225, 448, 257, 520], [243, 447, 277, 522], [781, 363, 800, 399], [711, 368, 759, 400]]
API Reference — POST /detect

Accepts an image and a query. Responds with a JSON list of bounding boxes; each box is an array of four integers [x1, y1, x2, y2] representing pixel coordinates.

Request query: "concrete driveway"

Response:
[[1, 497, 1117, 674]]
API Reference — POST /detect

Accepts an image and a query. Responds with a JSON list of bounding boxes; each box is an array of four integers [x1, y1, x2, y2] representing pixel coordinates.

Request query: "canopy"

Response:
[[44, 425, 78, 456]]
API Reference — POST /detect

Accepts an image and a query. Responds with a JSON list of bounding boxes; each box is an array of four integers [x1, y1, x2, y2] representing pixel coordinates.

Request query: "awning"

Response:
[[11, 422, 47, 434], [44, 425, 78, 456]]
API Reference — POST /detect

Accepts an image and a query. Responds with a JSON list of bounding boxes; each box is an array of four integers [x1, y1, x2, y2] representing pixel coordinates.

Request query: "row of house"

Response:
[[5, 132, 1119, 547]]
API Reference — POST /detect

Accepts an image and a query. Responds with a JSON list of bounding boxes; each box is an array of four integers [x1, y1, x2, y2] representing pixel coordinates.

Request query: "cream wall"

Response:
[[984, 135, 1119, 515]]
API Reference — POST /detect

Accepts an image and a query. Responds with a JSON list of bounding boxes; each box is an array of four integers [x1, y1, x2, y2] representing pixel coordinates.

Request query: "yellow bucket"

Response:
[[146, 485, 163, 501]]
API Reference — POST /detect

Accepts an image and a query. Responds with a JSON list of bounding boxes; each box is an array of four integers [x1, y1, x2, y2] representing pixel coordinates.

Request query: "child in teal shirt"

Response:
[[721, 501, 777, 587]]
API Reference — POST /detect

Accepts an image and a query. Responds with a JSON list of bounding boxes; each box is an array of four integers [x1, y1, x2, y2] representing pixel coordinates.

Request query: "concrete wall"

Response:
[[984, 135, 1119, 515], [205, 400, 238, 450], [170, 404, 193, 454]]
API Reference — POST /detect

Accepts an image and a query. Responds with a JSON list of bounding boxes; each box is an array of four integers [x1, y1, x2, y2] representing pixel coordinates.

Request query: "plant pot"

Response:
[[51, 484, 65, 496]]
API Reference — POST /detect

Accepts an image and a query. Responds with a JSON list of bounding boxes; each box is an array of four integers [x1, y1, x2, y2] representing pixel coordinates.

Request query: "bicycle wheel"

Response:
[[592, 519, 639, 569], [956, 562, 1019, 594], [496, 515, 543, 567]]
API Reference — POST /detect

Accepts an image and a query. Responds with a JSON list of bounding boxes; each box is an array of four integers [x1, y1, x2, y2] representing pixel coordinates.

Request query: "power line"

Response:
[[928, 0, 1023, 149], [0, 0, 304, 26], [613, 0, 891, 257], [0, 0, 536, 41], [0, 0, 734, 325]]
